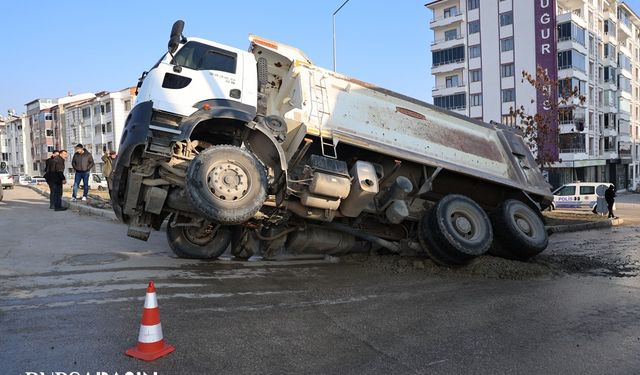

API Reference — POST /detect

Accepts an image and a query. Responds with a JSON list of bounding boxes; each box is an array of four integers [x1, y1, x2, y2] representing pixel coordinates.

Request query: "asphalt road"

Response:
[[2, 187, 640, 375]]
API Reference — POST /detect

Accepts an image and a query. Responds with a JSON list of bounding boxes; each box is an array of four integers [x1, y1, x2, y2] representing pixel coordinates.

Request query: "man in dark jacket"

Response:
[[44, 150, 60, 209], [71, 144, 95, 202], [605, 184, 617, 219], [49, 150, 69, 211]]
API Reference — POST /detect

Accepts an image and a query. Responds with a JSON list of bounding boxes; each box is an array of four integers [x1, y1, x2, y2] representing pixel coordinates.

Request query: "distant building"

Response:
[[3, 113, 32, 175], [426, 0, 640, 189], [24, 98, 56, 175], [50, 93, 96, 152]]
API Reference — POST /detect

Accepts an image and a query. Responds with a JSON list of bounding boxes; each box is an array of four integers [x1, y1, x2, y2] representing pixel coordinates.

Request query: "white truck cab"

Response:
[[136, 37, 257, 118]]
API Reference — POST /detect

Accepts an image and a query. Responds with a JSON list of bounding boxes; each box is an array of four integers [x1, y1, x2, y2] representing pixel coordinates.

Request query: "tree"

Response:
[[509, 64, 586, 168]]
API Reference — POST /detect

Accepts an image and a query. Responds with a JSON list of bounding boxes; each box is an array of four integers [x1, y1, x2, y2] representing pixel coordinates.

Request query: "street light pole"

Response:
[[333, 0, 351, 72]]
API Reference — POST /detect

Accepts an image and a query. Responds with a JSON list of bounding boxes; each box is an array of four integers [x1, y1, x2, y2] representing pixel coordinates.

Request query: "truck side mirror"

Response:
[[168, 20, 185, 55]]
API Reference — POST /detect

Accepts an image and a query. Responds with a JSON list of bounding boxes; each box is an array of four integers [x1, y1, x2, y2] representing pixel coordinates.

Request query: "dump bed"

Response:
[[250, 37, 552, 204]]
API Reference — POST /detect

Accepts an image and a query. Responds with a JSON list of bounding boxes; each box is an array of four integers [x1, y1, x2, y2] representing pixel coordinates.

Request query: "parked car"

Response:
[[78, 173, 108, 191], [31, 176, 47, 185], [0, 171, 14, 189], [551, 182, 615, 210], [17, 175, 33, 185]]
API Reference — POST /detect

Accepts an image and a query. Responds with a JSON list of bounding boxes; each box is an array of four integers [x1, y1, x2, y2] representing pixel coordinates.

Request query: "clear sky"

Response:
[[0, 0, 431, 115], [4, 0, 640, 117]]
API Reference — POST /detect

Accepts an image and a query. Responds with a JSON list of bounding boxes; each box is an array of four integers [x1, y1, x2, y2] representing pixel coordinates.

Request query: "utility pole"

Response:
[[333, 0, 351, 72]]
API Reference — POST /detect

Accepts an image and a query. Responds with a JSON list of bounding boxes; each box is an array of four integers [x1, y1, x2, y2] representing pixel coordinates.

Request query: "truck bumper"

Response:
[[110, 101, 154, 223]]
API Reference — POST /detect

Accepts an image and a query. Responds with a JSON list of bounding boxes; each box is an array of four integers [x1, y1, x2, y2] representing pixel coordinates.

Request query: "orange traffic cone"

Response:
[[126, 281, 175, 361]]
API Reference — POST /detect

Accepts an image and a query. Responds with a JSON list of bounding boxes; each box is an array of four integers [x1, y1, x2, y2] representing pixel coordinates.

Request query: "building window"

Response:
[[557, 22, 586, 45], [557, 50, 586, 72], [445, 75, 460, 88], [106, 121, 113, 133], [124, 100, 132, 111], [470, 94, 482, 106], [444, 29, 459, 41], [467, 0, 479, 10], [470, 69, 482, 82], [44, 113, 53, 121], [499, 11, 513, 27], [502, 88, 515, 103], [94, 106, 100, 115], [443, 6, 458, 18], [106, 102, 111, 113], [469, 45, 481, 58], [500, 37, 514, 52], [433, 93, 466, 110], [47, 146, 54, 153], [501, 63, 514, 77], [45, 129, 53, 137], [604, 20, 616, 37], [95, 125, 102, 136], [432, 46, 465, 66], [468, 20, 480, 34]]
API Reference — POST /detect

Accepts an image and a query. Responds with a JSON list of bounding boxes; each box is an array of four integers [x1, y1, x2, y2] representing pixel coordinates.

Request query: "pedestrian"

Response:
[[71, 143, 95, 202], [50, 150, 69, 211], [44, 150, 60, 209], [605, 184, 617, 219], [101, 150, 117, 191]]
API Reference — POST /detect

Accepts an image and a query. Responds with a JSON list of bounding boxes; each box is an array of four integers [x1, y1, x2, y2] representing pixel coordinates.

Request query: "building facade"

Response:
[[427, 0, 640, 189], [2, 113, 32, 175], [25, 98, 56, 175], [64, 87, 135, 175]]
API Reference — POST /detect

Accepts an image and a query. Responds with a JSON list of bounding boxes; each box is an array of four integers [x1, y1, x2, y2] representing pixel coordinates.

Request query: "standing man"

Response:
[[605, 184, 617, 219], [50, 150, 69, 211], [71, 144, 94, 202], [101, 151, 117, 191], [44, 150, 60, 209]]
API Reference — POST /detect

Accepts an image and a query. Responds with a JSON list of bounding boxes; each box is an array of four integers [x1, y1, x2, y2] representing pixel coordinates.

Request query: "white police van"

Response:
[[551, 182, 612, 210]]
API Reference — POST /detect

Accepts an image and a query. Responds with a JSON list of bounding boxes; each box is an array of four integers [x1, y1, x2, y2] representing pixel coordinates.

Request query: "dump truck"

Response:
[[110, 20, 553, 266]]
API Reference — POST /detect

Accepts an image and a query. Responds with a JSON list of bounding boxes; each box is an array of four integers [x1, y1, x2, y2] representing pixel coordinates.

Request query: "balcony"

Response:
[[430, 11, 464, 29], [432, 80, 466, 95], [431, 35, 464, 51], [559, 120, 585, 134], [559, 149, 588, 161], [432, 59, 465, 75]]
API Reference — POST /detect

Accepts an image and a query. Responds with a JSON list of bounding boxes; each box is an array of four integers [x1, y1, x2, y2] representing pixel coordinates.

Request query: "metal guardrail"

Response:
[[559, 148, 586, 153], [431, 35, 464, 45]]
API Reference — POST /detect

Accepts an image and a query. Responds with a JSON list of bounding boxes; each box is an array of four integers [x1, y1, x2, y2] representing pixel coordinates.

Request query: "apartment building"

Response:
[[50, 93, 96, 152], [2, 113, 32, 175], [24, 98, 56, 175], [64, 87, 135, 175], [427, 0, 640, 189]]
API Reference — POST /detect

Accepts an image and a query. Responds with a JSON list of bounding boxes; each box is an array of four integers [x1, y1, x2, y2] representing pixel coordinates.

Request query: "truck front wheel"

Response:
[[419, 194, 493, 266], [489, 199, 548, 261], [166, 215, 232, 259], [186, 145, 268, 225]]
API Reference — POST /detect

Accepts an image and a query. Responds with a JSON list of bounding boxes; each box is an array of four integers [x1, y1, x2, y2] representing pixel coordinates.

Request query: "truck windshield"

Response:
[[171, 41, 237, 74]]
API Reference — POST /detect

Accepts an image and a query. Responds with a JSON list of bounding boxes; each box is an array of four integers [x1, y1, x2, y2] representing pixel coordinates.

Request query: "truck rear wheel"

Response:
[[186, 145, 268, 225], [489, 199, 548, 261], [166, 215, 232, 259], [419, 194, 493, 266]]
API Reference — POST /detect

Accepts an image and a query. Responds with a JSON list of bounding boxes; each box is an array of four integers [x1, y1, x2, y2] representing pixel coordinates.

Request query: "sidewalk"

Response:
[[25, 185, 117, 221]]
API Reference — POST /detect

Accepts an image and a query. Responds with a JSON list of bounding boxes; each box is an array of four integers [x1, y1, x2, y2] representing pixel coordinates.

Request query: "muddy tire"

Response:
[[489, 199, 548, 261], [166, 215, 232, 259], [419, 194, 492, 266], [186, 145, 267, 225]]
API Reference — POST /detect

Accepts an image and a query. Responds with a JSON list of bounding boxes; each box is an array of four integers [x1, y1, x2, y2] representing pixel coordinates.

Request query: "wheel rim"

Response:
[[207, 161, 251, 202], [182, 225, 217, 246], [510, 205, 545, 241], [446, 206, 483, 242]]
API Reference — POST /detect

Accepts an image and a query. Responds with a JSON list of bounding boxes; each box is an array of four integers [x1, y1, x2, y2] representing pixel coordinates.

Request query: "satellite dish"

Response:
[[596, 184, 607, 197]]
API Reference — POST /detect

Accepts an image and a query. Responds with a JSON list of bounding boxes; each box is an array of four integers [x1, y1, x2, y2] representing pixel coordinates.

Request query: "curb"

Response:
[[546, 218, 624, 234], [25, 185, 118, 221]]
